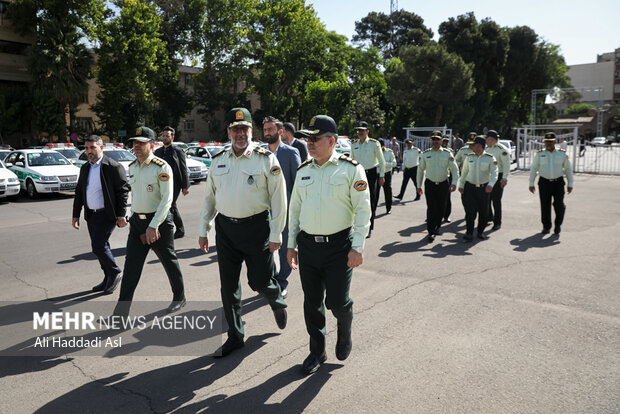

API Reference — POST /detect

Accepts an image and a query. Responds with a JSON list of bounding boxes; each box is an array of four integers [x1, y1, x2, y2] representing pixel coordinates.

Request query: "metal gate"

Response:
[[403, 126, 452, 151]]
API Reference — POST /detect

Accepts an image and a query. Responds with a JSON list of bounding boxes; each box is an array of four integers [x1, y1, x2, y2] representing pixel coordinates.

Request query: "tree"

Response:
[[385, 44, 475, 126], [7, 0, 106, 139], [353, 10, 433, 59], [93, 0, 173, 139], [566, 103, 596, 114]]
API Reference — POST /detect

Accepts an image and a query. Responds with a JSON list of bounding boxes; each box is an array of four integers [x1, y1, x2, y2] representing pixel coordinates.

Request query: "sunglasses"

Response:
[[307, 135, 327, 143]]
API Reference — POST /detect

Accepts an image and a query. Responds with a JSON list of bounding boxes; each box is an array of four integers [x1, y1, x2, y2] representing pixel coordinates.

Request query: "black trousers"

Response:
[[463, 182, 490, 235], [382, 171, 393, 212], [424, 179, 450, 235], [170, 186, 184, 232], [444, 173, 452, 220], [118, 212, 185, 302], [87, 210, 121, 283], [538, 177, 566, 230], [298, 230, 353, 358], [366, 167, 379, 230], [215, 211, 286, 341], [488, 173, 503, 226], [398, 166, 418, 198]]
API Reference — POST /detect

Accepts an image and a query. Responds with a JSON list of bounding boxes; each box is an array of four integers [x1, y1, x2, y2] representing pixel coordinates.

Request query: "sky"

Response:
[[308, 0, 620, 66]]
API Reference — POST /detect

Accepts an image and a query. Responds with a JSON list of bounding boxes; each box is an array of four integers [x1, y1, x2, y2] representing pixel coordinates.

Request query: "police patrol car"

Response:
[[0, 159, 20, 200], [185, 144, 224, 170], [46, 143, 81, 164], [4, 149, 80, 198], [74, 147, 136, 179]]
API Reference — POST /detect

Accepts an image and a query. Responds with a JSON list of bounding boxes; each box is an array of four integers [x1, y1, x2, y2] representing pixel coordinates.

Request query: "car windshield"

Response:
[[0, 161, 5, 169], [28, 152, 71, 166], [0, 151, 10, 161], [55, 149, 81, 159], [104, 150, 136, 162], [207, 146, 223, 156]]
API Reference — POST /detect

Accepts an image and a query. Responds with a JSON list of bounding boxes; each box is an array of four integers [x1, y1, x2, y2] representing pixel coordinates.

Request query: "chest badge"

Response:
[[247, 175, 254, 185], [147, 184, 153, 192]]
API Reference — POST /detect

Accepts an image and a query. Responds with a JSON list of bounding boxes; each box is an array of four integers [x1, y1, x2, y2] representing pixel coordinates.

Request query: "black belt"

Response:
[[365, 167, 377, 173], [88, 208, 106, 213], [300, 228, 351, 243], [465, 182, 488, 188], [425, 178, 448, 185], [540, 177, 563, 182], [133, 212, 156, 220], [219, 210, 268, 224]]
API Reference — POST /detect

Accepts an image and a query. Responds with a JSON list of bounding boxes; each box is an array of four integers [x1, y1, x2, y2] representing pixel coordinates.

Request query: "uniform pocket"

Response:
[[241, 169, 265, 188], [329, 173, 349, 197]]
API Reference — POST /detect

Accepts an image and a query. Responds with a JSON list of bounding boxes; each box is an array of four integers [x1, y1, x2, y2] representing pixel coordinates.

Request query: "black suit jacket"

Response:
[[72, 155, 130, 222], [153, 145, 189, 190]]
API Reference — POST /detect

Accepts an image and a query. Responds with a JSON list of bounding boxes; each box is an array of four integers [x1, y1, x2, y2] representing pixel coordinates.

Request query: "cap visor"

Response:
[[229, 121, 252, 128], [294, 128, 321, 138], [129, 137, 152, 142]]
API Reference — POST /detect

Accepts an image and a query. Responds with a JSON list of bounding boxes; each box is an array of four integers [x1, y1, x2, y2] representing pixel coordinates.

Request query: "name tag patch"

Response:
[[301, 176, 311, 180], [354, 180, 367, 191], [218, 164, 227, 168]]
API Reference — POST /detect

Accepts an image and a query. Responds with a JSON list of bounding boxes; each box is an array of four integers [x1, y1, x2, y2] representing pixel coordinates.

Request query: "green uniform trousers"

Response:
[[215, 211, 286, 342], [297, 229, 353, 357], [118, 212, 185, 303]]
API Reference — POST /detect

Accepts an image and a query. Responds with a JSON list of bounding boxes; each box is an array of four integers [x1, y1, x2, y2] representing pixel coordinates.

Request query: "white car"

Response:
[[335, 137, 351, 156], [185, 157, 208, 183], [75, 148, 136, 179], [499, 140, 517, 163], [591, 137, 607, 146], [0, 159, 21, 200], [185, 145, 224, 169], [4, 149, 80, 198]]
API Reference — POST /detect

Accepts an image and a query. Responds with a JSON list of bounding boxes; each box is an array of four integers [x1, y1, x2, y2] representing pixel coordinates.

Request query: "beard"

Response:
[[264, 134, 279, 145]]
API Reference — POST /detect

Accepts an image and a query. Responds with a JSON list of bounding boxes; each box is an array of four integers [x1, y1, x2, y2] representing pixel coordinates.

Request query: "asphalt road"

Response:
[[0, 169, 619, 413]]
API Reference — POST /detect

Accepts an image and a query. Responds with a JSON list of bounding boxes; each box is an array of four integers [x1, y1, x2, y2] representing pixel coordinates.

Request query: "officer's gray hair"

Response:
[[85, 135, 103, 146]]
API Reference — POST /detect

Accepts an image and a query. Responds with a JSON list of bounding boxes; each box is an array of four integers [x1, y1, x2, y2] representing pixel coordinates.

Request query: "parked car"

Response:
[[590, 137, 607, 146], [499, 140, 516, 163], [185, 157, 208, 183], [4, 149, 80, 198], [75, 147, 136, 179], [46, 143, 82, 164], [0, 150, 12, 162], [335, 137, 351, 156], [0, 159, 21, 200]]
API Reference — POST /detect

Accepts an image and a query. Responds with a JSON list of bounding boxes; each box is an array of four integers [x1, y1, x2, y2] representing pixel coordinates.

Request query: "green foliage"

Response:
[[385, 44, 475, 126], [353, 10, 433, 59], [566, 103, 596, 114], [93, 0, 173, 139]]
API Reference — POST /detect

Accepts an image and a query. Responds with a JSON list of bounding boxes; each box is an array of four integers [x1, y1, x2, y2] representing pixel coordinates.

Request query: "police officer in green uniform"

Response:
[[379, 138, 397, 214], [529, 132, 574, 234], [350, 121, 385, 237], [459, 136, 498, 241], [441, 136, 454, 222], [287, 115, 371, 375], [416, 131, 459, 242], [455, 132, 477, 171], [484, 130, 510, 230], [115, 126, 186, 315], [395, 138, 422, 201], [199, 107, 288, 358]]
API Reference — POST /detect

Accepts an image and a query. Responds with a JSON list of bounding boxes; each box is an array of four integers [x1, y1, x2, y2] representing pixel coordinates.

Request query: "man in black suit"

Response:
[[154, 126, 189, 239], [72, 135, 130, 294], [282, 122, 309, 161]]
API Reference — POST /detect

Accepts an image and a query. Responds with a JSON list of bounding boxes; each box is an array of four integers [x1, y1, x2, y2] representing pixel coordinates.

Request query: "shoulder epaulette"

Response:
[[423, 148, 433, 153], [339, 154, 359, 165], [537, 149, 544, 153], [152, 157, 165, 166], [467, 152, 475, 156], [558, 148, 566, 152], [212, 149, 226, 158], [484, 152, 494, 157], [385, 148, 393, 152], [253, 146, 270, 156], [369, 138, 378, 142], [297, 159, 312, 170], [413, 146, 420, 151]]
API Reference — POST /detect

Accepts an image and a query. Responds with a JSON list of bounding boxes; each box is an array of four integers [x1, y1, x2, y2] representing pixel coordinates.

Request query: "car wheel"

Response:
[[26, 180, 38, 199], [8, 194, 19, 202]]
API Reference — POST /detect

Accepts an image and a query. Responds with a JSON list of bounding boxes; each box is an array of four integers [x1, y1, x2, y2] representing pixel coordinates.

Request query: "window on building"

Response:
[[184, 119, 194, 132], [75, 117, 94, 133], [184, 74, 192, 87], [615, 85, 620, 94], [616, 71, 620, 79]]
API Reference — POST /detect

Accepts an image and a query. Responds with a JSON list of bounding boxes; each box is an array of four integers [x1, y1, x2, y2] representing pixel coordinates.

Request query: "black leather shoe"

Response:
[[281, 289, 288, 299], [386, 209, 391, 215], [103, 273, 122, 294], [273, 308, 287, 329], [414, 195, 420, 201], [477, 232, 488, 240], [167, 298, 186, 314], [541, 228, 550, 234], [174, 230, 185, 239], [92, 280, 106, 292], [335, 333, 352, 361], [554, 226, 561, 234], [443, 218, 451, 223], [214, 337, 244, 358], [302, 352, 327, 375], [394, 195, 402, 200], [434, 230, 442, 236], [366, 229, 371, 239], [463, 234, 473, 242], [492, 224, 501, 230], [427, 234, 435, 242]]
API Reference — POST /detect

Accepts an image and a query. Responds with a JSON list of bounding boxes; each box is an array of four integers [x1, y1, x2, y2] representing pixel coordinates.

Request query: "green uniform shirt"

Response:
[[128, 153, 173, 229], [529, 148, 574, 187], [459, 152, 498, 188], [288, 151, 371, 251], [199, 142, 287, 243], [382, 148, 397, 173], [402, 147, 421, 168], [416, 147, 459, 188], [454, 146, 471, 168], [486, 142, 510, 179], [350, 137, 386, 177]]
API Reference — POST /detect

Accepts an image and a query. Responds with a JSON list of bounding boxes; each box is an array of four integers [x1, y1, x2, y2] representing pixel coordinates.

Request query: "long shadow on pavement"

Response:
[[510, 233, 560, 252]]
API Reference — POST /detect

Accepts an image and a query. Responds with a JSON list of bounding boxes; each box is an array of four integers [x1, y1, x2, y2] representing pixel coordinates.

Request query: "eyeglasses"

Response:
[[307, 135, 326, 143]]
